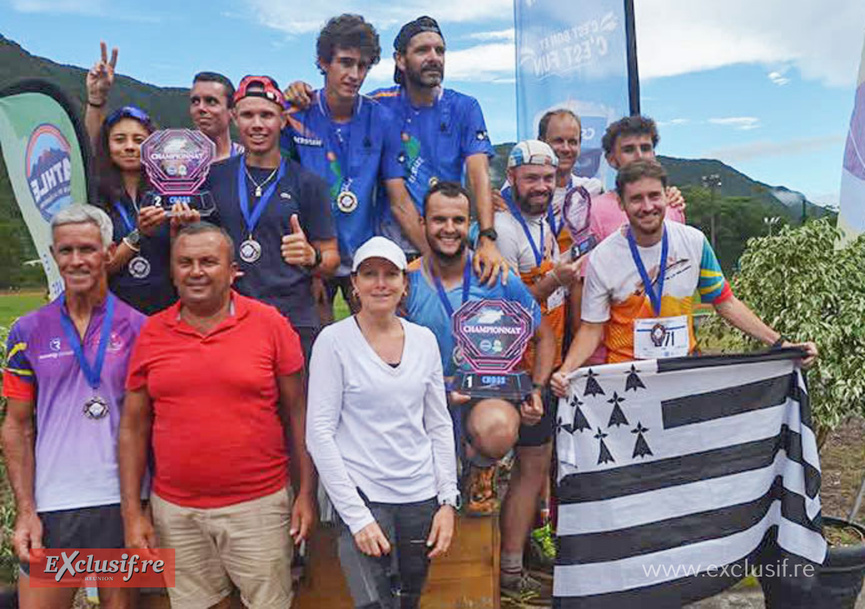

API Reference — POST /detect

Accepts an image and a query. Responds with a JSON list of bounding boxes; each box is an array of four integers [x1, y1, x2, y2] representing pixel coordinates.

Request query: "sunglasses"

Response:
[[105, 105, 153, 129]]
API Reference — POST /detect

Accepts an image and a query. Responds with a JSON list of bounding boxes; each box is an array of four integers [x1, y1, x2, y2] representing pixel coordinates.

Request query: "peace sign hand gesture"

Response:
[[87, 41, 118, 106]]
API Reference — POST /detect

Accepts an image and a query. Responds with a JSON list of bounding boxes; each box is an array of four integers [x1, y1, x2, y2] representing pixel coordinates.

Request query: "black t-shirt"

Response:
[[206, 155, 336, 329], [104, 195, 176, 315]]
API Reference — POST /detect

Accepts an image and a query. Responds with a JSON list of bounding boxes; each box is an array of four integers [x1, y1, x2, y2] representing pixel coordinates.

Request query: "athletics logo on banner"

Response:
[[25, 123, 74, 221]]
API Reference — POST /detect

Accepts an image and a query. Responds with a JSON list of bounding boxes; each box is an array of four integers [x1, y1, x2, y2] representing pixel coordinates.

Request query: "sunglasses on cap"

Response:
[[105, 105, 153, 129], [234, 76, 286, 107]]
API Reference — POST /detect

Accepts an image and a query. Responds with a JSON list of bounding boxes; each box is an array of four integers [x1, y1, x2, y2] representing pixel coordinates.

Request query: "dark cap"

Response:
[[393, 16, 444, 84], [233, 75, 286, 108]]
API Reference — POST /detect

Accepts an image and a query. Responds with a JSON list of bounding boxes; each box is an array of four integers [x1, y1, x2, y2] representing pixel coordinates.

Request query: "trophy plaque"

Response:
[[452, 299, 534, 400], [141, 129, 216, 216]]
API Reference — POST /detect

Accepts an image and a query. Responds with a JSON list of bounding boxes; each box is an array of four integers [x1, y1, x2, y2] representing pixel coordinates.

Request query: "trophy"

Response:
[[140, 129, 216, 216], [452, 299, 534, 400], [562, 184, 597, 259]]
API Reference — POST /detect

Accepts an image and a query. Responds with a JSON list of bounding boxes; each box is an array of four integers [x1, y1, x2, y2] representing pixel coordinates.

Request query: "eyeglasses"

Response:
[[105, 105, 153, 129]]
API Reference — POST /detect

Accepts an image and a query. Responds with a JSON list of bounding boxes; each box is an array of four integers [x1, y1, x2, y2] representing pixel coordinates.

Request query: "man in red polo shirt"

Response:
[[118, 222, 316, 608]]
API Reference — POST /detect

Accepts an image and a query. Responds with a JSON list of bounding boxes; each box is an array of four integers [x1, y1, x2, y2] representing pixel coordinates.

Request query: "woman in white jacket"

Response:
[[306, 236, 459, 609]]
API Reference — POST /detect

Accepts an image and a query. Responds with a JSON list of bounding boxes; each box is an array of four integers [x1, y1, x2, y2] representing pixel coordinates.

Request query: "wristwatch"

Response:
[[478, 227, 498, 242], [439, 494, 462, 510], [309, 245, 322, 269], [124, 229, 142, 252]]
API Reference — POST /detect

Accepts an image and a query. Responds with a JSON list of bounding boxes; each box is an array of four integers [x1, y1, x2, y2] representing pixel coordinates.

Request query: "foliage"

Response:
[[0, 323, 16, 583], [702, 218, 865, 434]]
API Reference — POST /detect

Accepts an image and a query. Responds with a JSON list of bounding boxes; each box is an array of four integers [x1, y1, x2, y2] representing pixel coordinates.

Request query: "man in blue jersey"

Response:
[[286, 16, 507, 285], [283, 15, 425, 318], [404, 181, 556, 601]]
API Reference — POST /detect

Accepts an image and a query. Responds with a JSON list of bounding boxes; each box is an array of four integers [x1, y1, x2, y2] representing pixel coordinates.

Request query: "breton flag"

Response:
[[554, 349, 826, 608]]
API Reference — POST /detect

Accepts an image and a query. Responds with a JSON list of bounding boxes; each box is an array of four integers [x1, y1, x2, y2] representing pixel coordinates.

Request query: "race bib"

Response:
[[633, 315, 689, 360], [547, 286, 566, 311]]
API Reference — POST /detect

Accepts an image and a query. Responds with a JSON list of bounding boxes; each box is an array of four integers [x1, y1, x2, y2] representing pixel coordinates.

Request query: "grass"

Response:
[[0, 291, 46, 330]]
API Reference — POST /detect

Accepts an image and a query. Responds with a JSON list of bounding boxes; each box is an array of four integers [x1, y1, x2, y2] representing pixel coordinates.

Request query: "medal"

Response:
[[337, 190, 359, 213], [650, 322, 668, 347], [83, 395, 109, 420], [239, 238, 262, 263], [128, 256, 151, 279], [428, 176, 439, 188]]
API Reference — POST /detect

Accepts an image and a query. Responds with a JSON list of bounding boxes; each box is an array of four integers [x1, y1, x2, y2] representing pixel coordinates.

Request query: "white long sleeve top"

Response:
[[306, 316, 459, 534]]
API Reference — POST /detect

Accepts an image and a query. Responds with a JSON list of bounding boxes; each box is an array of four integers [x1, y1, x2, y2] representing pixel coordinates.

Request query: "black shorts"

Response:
[[462, 388, 556, 450], [20, 503, 125, 576]]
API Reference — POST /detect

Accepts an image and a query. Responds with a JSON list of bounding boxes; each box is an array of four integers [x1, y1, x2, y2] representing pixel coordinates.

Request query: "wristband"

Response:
[[122, 236, 141, 253], [309, 245, 322, 269], [87, 99, 106, 108], [770, 335, 787, 349]]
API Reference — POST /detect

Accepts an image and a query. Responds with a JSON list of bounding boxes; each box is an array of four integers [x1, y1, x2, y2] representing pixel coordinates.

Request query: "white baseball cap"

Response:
[[507, 139, 559, 169], [351, 236, 408, 273]]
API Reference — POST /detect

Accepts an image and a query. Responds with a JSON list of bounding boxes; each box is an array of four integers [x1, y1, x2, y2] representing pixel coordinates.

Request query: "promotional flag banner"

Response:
[[0, 79, 90, 298], [839, 37, 865, 240], [555, 350, 826, 607], [514, 0, 636, 187]]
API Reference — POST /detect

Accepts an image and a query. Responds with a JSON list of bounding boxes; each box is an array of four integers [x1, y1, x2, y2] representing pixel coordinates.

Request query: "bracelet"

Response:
[[309, 245, 322, 269], [532, 382, 545, 394], [87, 99, 106, 108], [770, 335, 787, 349], [122, 236, 141, 252]]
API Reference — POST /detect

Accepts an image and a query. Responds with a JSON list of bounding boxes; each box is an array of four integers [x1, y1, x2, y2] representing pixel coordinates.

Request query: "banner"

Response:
[[839, 37, 865, 240], [0, 80, 90, 298], [555, 350, 825, 607], [514, 0, 636, 188]]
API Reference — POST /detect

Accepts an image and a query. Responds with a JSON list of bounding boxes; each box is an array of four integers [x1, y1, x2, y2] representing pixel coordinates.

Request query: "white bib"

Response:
[[633, 315, 689, 359], [547, 286, 566, 310]]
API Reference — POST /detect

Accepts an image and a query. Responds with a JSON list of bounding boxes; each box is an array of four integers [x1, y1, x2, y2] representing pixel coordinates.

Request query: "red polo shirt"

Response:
[[126, 292, 304, 508]]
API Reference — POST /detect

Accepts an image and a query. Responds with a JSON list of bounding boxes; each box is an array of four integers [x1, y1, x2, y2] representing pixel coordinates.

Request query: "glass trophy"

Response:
[[140, 129, 216, 216]]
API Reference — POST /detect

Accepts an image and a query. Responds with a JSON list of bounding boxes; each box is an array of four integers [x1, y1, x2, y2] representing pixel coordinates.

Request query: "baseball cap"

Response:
[[234, 75, 286, 108], [352, 236, 408, 273], [508, 140, 559, 169], [393, 16, 444, 84]]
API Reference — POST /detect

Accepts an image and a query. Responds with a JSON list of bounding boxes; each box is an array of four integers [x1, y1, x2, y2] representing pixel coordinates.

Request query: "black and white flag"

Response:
[[555, 350, 825, 608]]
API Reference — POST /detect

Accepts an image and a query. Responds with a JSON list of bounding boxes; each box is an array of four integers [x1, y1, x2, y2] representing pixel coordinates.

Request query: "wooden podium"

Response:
[[294, 515, 500, 609]]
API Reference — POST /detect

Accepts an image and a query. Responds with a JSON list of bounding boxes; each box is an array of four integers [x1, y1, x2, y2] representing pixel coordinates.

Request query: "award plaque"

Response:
[[452, 299, 534, 400], [140, 129, 216, 216]]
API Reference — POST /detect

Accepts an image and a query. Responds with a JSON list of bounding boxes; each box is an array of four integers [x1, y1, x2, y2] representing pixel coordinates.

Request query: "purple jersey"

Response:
[[3, 294, 145, 512]]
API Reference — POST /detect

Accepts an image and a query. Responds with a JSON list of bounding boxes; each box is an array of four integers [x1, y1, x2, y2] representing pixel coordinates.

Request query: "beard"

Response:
[[513, 186, 552, 217], [405, 62, 444, 88], [432, 237, 467, 263]]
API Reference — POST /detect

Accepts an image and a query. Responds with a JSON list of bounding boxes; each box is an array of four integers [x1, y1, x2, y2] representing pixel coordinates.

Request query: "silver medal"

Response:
[[336, 190, 359, 213], [239, 238, 262, 263], [128, 256, 151, 279], [83, 395, 109, 420]]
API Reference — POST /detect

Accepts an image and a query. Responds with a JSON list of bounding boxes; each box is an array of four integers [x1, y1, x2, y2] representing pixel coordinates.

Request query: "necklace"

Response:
[[244, 164, 279, 197]]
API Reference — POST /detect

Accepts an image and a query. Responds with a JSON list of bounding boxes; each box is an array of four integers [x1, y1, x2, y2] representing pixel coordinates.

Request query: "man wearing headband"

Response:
[[85, 41, 242, 160], [206, 75, 339, 360], [282, 14, 424, 321]]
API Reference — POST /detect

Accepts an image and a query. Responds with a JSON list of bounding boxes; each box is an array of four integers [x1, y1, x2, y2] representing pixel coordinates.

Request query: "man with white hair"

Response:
[[2, 203, 146, 608]]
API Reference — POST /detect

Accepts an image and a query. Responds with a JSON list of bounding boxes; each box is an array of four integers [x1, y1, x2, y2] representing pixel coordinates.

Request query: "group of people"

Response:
[[1, 12, 819, 609]]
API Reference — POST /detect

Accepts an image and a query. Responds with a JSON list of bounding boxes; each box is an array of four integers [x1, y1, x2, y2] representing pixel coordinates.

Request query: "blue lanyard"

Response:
[[318, 91, 363, 189], [503, 189, 544, 266], [428, 254, 472, 318], [236, 155, 286, 236], [627, 227, 669, 316], [546, 205, 562, 238], [113, 200, 136, 236], [59, 294, 116, 391]]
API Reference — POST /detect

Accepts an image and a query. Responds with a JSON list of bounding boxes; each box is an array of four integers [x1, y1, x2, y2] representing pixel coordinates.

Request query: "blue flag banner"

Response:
[[839, 37, 865, 240], [554, 350, 825, 607], [514, 0, 634, 188], [0, 80, 90, 298]]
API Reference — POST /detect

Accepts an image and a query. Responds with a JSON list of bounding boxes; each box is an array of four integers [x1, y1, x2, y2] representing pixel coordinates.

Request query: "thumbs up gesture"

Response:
[[281, 214, 316, 267]]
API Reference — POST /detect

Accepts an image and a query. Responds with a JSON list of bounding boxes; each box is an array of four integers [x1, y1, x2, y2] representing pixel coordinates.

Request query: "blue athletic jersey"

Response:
[[369, 86, 494, 250], [405, 262, 541, 378], [282, 92, 403, 273]]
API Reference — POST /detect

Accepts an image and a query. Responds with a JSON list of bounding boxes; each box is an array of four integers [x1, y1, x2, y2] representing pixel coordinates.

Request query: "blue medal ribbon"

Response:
[[546, 205, 562, 238], [318, 91, 363, 193], [627, 227, 669, 316], [503, 189, 544, 266], [113, 200, 136, 237], [59, 294, 116, 391], [429, 254, 472, 318], [236, 155, 286, 236]]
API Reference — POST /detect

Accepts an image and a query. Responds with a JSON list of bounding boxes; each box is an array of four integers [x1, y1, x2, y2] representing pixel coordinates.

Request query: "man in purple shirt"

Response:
[[2, 203, 146, 608]]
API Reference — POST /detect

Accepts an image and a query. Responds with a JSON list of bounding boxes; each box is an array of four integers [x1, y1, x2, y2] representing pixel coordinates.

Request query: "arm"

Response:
[[526, 258, 581, 303], [84, 42, 117, 147], [1, 398, 42, 562], [118, 388, 157, 549], [550, 321, 606, 397], [385, 178, 429, 255], [277, 372, 317, 544], [530, 318, 556, 387], [281, 214, 339, 278], [466, 153, 505, 285]]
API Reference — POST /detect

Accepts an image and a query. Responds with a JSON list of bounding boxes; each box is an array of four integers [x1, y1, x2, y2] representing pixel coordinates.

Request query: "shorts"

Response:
[[20, 503, 125, 576], [151, 488, 294, 609], [460, 387, 555, 451]]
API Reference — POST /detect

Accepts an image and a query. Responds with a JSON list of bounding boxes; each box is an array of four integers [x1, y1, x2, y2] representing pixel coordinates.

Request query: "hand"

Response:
[[13, 510, 43, 563], [491, 189, 508, 213], [550, 258, 582, 289], [354, 521, 391, 557], [123, 510, 157, 550], [284, 81, 314, 109], [426, 505, 455, 559], [138, 205, 167, 237], [290, 490, 317, 544], [785, 340, 818, 368], [666, 186, 686, 211], [86, 41, 117, 105], [474, 237, 508, 286], [448, 390, 471, 408], [169, 202, 200, 238], [520, 390, 544, 426], [550, 369, 571, 398], [281, 214, 315, 267]]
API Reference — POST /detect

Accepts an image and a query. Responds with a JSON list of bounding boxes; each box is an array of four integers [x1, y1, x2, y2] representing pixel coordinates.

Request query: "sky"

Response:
[[2, 0, 864, 207]]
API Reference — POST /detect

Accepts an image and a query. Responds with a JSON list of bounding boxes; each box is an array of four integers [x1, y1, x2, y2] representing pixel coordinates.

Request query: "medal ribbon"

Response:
[[429, 254, 472, 318], [318, 90, 360, 194], [627, 227, 669, 316], [237, 155, 286, 236], [59, 293, 116, 391], [113, 200, 136, 237], [503, 189, 544, 266]]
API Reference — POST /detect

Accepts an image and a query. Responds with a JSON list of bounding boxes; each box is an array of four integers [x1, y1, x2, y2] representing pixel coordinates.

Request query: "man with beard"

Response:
[[403, 180, 556, 602], [85, 42, 241, 160]]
